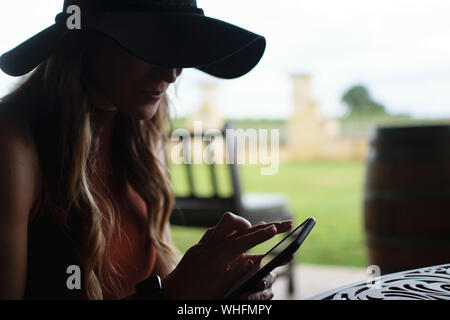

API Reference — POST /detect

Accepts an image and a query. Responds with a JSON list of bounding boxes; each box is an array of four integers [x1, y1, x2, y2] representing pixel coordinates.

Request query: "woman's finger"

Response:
[[245, 289, 274, 300], [239, 273, 276, 300], [228, 221, 293, 241], [229, 253, 264, 270], [211, 212, 251, 242], [256, 272, 276, 291], [221, 225, 277, 262], [272, 220, 293, 234], [199, 226, 216, 243]]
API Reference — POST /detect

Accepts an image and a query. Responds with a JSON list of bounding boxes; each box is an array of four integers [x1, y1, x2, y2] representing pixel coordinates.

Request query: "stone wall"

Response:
[[169, 75, 369, 165]]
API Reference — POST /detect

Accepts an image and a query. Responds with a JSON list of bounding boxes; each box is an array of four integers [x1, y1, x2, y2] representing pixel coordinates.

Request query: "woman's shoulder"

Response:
[[0, 103, 42, 218], [0, 103, 38, 153]]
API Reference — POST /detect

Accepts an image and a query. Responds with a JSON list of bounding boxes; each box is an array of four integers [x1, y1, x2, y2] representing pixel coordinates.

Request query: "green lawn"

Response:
[[169, 160, 369, 267]]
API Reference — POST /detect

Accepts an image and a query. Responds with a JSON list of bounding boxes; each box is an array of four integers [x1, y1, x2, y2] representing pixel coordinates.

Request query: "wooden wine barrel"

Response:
[[364, 124, 450, 275]]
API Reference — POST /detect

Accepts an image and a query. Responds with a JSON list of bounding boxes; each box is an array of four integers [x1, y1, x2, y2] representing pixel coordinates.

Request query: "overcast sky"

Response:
[[1, 0, 449, 119]]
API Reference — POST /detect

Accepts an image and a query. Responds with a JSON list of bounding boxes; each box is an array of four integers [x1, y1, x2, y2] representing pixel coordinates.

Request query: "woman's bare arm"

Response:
[[0, 112, 41, 299]]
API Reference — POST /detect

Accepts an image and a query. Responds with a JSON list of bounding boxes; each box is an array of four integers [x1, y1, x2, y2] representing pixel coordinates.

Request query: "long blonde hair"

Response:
[[0, 29, 179, 299]]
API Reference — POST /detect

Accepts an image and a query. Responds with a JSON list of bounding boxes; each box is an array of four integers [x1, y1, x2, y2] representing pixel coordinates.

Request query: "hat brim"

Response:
[[0, 11, 266, 79], [0, 23, 67, 77]]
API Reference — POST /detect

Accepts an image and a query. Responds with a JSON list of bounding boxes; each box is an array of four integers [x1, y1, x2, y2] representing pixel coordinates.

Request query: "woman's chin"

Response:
[[126, 104, 159, 120]]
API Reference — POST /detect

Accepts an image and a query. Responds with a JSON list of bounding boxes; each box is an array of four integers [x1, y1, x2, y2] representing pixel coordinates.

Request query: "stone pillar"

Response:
[[186, 82, 224, 131], [292, 74, 312, 110]]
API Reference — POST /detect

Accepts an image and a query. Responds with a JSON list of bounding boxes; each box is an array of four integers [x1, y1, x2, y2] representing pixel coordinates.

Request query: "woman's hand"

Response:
[[230, 251, 294, 300], [226, 253, 276, 300], [245, 272, 276, 300], [162, 212, 292, 300]]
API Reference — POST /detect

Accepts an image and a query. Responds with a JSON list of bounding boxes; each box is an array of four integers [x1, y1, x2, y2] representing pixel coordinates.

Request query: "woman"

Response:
[[0, 0, 292, 300]]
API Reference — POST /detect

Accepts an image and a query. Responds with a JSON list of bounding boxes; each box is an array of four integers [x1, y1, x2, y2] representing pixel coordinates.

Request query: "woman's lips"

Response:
[[140, 90, 164, 100]]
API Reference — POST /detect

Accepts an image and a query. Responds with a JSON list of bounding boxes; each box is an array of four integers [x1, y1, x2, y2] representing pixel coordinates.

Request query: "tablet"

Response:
[[224, 217, 316, 300]]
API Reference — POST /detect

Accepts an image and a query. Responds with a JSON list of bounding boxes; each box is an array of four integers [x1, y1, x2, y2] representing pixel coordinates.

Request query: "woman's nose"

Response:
[[161, 67, 182, 83]]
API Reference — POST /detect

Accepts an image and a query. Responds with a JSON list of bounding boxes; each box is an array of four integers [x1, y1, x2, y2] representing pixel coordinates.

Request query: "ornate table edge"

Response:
[[308, 263, 450, 300]]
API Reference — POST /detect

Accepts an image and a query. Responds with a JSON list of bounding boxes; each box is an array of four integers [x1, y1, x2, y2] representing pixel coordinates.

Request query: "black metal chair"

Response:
[[166, 121, 295, 296]]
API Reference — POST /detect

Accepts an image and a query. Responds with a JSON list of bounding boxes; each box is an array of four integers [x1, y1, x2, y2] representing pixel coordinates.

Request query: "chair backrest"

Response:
[[166, 121, 244, 214]]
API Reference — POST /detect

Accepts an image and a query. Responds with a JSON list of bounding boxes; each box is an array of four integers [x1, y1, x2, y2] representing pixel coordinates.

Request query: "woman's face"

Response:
[[83, 33, 182, 120]]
